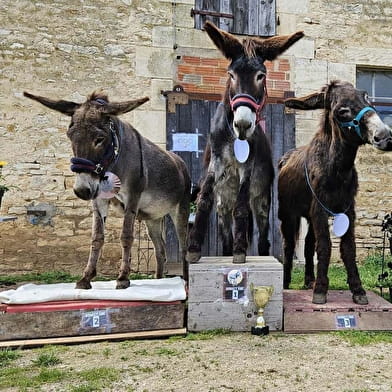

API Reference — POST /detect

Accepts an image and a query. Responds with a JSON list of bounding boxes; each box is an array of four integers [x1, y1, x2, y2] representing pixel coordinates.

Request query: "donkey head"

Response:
[[24, 90, 149, 200], [285, 80, 392, 150], [204, 21, 304, 140]]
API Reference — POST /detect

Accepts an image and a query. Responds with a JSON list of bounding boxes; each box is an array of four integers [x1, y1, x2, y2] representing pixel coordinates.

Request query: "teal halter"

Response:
[[339, 106, 376, 140]]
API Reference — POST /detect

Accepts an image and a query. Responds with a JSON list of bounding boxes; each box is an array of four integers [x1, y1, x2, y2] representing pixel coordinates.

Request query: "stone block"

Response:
[[136, 46, 174, 78], [285, 37, 315, 59], [132, 110, 166, 144]]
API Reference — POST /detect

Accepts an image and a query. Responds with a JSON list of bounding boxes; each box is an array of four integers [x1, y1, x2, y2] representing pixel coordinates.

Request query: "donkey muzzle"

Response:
[[73, 173, 100, 200]]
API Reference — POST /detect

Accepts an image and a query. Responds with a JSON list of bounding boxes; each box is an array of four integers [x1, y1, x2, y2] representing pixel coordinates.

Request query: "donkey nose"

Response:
[[234, 118, 252, 139], [74, 187, 94, 200]]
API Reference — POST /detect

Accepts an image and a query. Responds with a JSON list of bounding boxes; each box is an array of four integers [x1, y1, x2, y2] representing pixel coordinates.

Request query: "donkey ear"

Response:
[[254, 31, 304, 61], [204, 21, 243, 60], [284, 92, 325, 110], [101, 97, 149, 115], [23, 91, 80, 116]]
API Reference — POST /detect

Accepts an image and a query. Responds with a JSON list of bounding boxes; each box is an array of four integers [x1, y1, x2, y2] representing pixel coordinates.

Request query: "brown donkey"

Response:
[[24, 90, 191, 289], [186, 21, 304, 264], [278, 80, 392, 304]]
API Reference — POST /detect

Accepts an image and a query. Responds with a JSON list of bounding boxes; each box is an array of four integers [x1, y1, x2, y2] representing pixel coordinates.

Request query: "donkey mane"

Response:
[[87, 89, 109, 103]]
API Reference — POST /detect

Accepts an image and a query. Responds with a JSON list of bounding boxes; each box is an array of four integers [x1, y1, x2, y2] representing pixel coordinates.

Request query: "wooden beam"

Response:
[[0, 328, 187, 349]]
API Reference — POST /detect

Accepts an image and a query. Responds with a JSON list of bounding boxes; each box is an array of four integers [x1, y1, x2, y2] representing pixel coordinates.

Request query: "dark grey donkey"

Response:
[[278, 80, 392, 304], [186, 21, 304, 264], [24, 90, 191, 289]]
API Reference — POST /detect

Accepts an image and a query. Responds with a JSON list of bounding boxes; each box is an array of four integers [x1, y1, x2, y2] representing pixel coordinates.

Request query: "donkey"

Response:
[[24, 90, 191, 289], [278, 80, 392, 304], [186, 21, 304, 264]]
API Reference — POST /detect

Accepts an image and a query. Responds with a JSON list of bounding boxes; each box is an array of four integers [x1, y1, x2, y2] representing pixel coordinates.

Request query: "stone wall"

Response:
[[0, 0, 391, 276]]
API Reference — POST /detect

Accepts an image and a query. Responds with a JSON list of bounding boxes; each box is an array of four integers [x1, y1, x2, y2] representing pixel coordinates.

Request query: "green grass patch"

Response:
[[335, 330, 392, 346], [0, 349, 20, 366], [0, 271, 153, 286], [33, 350, 62, 367], [75, 367, 121, 391], [175, 328, 232, 341], [290, 254, 392, 302]]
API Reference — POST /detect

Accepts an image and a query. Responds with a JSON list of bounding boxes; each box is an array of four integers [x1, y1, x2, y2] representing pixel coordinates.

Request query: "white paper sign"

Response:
[[172, 133, 199, 152]]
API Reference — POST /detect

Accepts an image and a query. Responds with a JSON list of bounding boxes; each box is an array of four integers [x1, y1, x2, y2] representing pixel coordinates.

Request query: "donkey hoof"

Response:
[[75, 279, 92, 290], [233, 253, 246, 264], [116, 279, 130, 289], [353, 294, 368, 305], [186, 251, 201, 264], [304, 280, 315, 289], [312, 292, 327, 304]]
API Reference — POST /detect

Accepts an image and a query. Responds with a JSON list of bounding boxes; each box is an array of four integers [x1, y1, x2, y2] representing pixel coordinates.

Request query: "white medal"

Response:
[[332, 213, 350, 237], [234, 139, 250, 163], [98, 172, 121, 199]]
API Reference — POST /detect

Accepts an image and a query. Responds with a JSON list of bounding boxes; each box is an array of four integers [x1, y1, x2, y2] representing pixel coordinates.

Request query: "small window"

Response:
[[357, 69, 392, 126], [192, 0, 276, 37]]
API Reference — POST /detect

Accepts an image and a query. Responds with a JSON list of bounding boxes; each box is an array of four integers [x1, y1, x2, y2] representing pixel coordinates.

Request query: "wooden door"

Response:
[[165, 98, 295, 262]]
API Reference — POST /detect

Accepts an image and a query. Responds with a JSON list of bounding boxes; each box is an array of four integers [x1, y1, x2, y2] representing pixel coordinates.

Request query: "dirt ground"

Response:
[[7, 331, 392, 392]]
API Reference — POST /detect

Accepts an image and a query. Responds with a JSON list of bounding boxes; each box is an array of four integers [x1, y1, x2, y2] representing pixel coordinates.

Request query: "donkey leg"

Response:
[[304, 220, 316, 289], [232, 178, 251, 264], [312, 212, 331, 304], [116, 208, 137, 289], [170, 194, 190, 280], [252, 194, 271, 256], [186, 172, 215, 263], [280, 217, 299, 289], [146, 218, 167, 279], [76, 199, 109, 289], [218, 212, 233, 256], [340, 208, 368, 305]]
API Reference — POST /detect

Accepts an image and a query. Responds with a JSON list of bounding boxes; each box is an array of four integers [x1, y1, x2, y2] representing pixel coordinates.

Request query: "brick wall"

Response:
[[177, 56, 292, 99]]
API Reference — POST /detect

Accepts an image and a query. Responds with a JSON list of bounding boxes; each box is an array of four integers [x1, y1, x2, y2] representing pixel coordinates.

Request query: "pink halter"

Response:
[[229, 78, 268, 132]]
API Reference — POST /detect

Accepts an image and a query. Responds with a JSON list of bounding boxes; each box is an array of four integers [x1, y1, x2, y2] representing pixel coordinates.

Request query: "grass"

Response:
[[33, 350, 62, 367], [290, 253, 391, 302], [0, 271, 153, 286], [335, 330, 392, 346], [0, 349, 20, 366]]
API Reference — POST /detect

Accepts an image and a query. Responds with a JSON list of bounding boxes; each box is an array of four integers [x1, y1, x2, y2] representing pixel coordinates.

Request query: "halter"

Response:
[[339, 106, 376, 140], [70, 119, 121, 177], [229, 78, 268, 131]]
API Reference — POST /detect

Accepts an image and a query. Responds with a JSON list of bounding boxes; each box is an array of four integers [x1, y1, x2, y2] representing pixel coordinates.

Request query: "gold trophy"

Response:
[[250, 284, 274, 335]]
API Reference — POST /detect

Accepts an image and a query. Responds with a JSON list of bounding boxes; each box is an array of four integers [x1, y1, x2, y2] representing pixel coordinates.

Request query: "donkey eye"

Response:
[[256, 73, 265, 81], [94, 137, 105, 147], [228, 72, 235, 80]]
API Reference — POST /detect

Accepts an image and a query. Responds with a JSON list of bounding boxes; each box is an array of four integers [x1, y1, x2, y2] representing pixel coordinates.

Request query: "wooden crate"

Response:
[[284, 290, 392, 333], [188, 256, 283, 332], [0, 300, 185, 343]]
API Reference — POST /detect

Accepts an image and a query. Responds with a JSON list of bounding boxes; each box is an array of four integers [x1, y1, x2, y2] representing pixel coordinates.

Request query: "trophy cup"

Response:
[[250, 284, 274, 336]]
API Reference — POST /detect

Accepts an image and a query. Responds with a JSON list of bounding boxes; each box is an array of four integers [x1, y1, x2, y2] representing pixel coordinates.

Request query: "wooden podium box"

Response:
[[187, 256, 283, 332], [284, 290, 392, 333], [0, 300, 186, 347]]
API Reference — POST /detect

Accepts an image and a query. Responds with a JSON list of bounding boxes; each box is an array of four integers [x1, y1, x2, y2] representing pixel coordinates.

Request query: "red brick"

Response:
[[274, 81, 291, 90], [182, 56, 200, 65], [194, 65, 215, 75], [268, 89, 285, 98], [202, 75, 221, 85], [213, 67, 228, 77], [268, 71, 286, 81], [178, 64, 196, 74], [278, 61, 290, 72], [200, 58, 219, 67]]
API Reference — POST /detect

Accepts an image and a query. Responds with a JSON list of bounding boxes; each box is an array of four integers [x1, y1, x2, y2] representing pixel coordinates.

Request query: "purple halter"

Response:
[[70, 119, 120, 177]]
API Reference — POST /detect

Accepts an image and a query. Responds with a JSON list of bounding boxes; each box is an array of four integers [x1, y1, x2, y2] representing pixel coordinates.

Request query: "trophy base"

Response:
[[251, 325, 269, 336]]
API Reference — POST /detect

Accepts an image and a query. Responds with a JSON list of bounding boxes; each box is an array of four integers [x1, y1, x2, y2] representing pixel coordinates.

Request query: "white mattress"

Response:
[[0, 277, 187, 304]]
